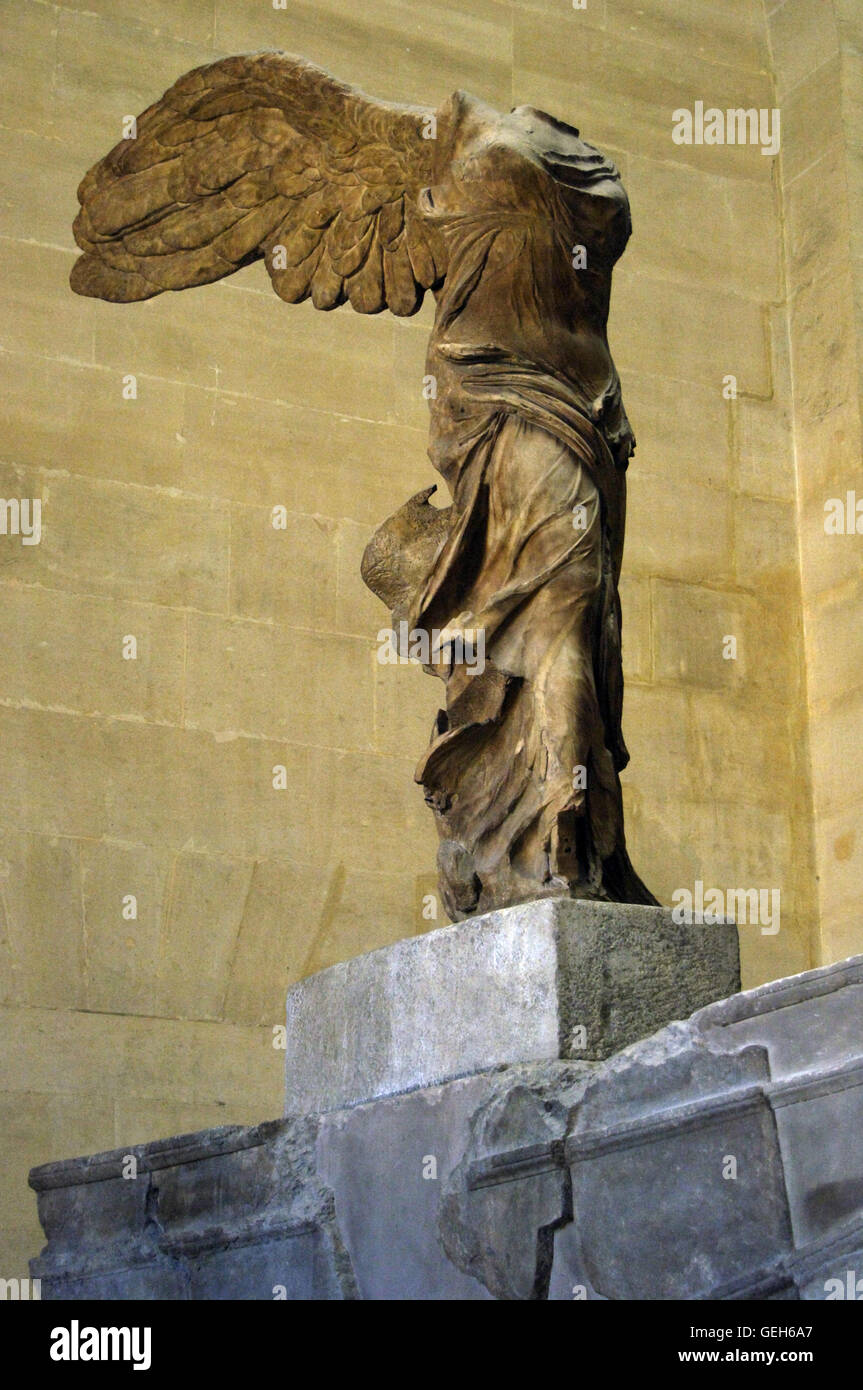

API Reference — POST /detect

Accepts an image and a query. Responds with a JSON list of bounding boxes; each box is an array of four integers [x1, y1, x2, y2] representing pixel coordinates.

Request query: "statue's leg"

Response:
[[420, 412, 633, 913], [492, 448, 614, 897]]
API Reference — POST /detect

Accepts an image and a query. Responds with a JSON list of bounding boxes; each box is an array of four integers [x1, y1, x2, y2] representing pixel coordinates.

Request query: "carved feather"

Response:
[[71, 51, 444, 315]]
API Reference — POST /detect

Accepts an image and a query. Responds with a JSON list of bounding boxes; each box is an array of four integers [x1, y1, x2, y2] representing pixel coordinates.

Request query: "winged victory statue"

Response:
[[70, 52, 656, 920]]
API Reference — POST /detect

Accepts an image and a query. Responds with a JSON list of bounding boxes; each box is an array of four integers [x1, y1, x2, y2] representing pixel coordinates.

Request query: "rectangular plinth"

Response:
[[284, 899, 740, 1113]]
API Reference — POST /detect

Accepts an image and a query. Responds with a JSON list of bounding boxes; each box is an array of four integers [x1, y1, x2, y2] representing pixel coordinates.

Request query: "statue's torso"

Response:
[[420, 98, 633, 474]]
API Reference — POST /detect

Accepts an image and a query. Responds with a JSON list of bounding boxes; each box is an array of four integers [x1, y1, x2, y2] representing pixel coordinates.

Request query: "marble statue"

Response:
[[70, 52, 656, 919]]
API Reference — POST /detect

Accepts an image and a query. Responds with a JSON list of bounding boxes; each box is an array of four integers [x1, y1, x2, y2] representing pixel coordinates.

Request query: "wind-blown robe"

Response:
[[367, 94, 656, 918]]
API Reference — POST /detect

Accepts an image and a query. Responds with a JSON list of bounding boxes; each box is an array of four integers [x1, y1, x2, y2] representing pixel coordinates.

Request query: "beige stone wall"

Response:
[[0, 0, 848, 1278], [767, 0, 863, 963]]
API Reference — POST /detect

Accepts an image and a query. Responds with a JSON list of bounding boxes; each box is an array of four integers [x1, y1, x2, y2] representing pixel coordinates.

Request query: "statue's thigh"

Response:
[[487, 417, 601, 593]]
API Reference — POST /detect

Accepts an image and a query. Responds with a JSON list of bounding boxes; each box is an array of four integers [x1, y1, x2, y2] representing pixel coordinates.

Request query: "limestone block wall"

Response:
[[767, 0, 863, 964], [0, 0, 839, 1277]]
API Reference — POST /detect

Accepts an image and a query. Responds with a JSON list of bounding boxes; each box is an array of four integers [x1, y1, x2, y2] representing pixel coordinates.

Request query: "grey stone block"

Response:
[[448, 1031, 793, 1301], [770, 1060, 863, 1247], [316, 1072, 502, 1300], [29, 1119, 358, 1301], [439, 1065, 587, 1300], [284, 898, 740, 1113], [791, 1218, 863, 1300], [30, 947, 863, 1302], [187, 1231, 344, 1301], [695, 955, 863, 1080], [564, 1035, 794, 1300], [695, 955, 863, 1254]]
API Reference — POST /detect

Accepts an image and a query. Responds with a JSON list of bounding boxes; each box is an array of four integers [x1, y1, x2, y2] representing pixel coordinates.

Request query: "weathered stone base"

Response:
[[284, 899, 741, 1112], [29, 945, 863, 1300]]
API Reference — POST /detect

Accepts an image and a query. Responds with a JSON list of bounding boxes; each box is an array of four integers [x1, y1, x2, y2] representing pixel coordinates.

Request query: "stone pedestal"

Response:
[[28, 905, 863, 1301], [284, 899, 740, 1112]]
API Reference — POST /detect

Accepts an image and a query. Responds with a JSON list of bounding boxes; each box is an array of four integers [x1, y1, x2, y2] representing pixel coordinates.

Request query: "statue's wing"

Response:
[[70, 52, 444, 315]]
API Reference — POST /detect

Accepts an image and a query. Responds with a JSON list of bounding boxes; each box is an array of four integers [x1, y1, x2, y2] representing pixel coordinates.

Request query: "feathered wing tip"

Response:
[[70, 51, 448, 315]]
